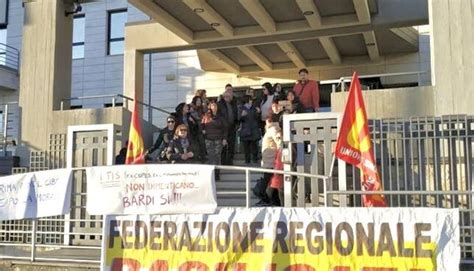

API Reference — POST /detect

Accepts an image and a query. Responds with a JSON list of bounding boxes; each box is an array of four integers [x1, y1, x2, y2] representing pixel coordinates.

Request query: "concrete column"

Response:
[[123, 49, 144, 113], [123, 21, 189, 113], [429, 0, 474, 115], [18, 0, 73, 151]]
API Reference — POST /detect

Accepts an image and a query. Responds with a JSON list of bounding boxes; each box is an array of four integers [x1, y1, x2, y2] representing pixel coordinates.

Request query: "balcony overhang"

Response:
[[128, 0, 427, 78]]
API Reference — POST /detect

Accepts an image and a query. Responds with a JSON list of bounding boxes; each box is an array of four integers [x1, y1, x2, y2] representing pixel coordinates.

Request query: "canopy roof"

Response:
[[129, 0, 428, 78]]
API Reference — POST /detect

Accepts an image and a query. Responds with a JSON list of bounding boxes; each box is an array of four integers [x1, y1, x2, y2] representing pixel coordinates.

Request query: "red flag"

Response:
[[125, 97, 145, 164], [335, 72, 386, 207]]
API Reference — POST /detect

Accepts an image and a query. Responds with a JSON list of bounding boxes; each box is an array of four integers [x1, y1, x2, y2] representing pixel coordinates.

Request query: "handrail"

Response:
[[319, 71, 428, 92], [0, 42, 20, 53], [118, 94, 171, 114], [70, 165, 329, 209], [60, 94, 171, 115], [0, 42, 20, 72], [215, 165, 327, 180]]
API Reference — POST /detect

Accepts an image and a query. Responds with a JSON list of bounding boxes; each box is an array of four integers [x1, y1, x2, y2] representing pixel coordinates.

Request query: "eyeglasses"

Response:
[[167, 120, 175, 123], [179, 129, 188, 132]]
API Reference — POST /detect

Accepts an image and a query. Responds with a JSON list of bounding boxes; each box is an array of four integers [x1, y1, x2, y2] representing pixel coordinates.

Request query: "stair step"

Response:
[[217, 197, 260, 207], [217, 174, 261, 181], [216, 181, 257, 190]]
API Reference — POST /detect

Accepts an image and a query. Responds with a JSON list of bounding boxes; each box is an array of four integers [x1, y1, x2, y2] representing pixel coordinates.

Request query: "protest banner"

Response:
[[0, 168, 73, 220], [86, 164, 217, 215], [101, 207, 459, 271]]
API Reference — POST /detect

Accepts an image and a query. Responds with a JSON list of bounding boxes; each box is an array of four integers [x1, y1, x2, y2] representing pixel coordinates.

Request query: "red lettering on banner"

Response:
[[362, 268, 396, 271], [111, 258, 140, 271], [215, 263, 247, 271], [107, 258, 430, 271], [284, 264, 316, 271], [150, 260, 169, 271], [179, 261, 209, 271]]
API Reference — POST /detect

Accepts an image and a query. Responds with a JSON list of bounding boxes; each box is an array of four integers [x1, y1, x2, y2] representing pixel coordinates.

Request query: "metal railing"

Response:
[[60, 94, 171, 127], [320, 71, 427, 92], [0, 102, 19, 156], [0, 165, 326, 266], [60, 94, 170, 114], [282, 114, 472, 264], [0, 43, 20, 72]]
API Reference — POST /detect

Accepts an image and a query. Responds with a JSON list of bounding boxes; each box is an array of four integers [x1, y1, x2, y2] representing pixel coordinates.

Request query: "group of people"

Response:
[[120, 68, 320, 206]]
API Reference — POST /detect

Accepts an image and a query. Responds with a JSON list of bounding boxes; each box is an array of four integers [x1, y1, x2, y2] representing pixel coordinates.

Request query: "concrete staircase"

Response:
[[215, 153, 262, 207]]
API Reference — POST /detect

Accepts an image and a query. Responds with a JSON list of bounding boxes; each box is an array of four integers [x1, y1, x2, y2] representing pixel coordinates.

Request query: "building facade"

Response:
[[0, 0, 432, 139], [0, 0, 471, 165]]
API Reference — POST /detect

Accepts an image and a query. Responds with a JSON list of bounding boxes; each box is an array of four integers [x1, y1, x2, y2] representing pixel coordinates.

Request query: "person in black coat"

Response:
[[174, 103, 205, 162], [238, 95, 261, 164], [115, 140, 128, 165], [166, 124, 196, 163], [146, 115, 176, 162], [218, 88, 238, 165]]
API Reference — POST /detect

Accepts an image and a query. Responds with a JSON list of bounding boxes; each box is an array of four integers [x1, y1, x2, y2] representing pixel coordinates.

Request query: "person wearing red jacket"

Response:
[[292, 68, 320, 112], [267, 131, 283, 206]]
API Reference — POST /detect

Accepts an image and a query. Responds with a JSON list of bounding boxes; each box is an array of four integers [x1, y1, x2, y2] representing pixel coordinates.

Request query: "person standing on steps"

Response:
[[218, 85, 238, 165], [292, 68, 320, 113], [259, 82, 274, 136], [202, 102, 228, 180], [238, 95, 261, 165]]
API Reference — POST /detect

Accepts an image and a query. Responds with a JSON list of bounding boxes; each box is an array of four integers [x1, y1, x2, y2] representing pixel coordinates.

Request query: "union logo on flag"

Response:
[[334, 72, 386, 207]]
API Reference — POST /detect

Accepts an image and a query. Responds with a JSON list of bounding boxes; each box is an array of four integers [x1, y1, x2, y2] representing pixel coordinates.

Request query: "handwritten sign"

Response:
[[0, 169, 73, 220], [86, 164, 217, 215]]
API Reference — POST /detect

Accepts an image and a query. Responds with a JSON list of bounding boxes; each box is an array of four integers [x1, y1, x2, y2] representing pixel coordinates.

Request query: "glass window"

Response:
[[0, 28, 6, 66], [0, 0, 8, 28], [108, 9, 127, 56], [73, 15, 85, 59]]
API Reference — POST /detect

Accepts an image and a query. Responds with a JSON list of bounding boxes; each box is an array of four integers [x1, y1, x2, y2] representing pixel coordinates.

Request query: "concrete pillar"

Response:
[[123, 21, 189, 113], [123, 49, 144, 113], [429, 0, 474, 115], [18, 0, 73, 151]]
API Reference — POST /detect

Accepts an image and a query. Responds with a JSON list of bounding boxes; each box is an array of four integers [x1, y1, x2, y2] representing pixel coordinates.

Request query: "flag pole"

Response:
[[328, 154, 336, 178], [325, 154, 337, 207]]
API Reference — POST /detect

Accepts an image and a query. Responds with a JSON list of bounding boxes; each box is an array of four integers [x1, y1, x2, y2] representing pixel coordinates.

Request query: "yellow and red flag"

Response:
[[125, 97, 145, 164], [335, 72, 386, 207]]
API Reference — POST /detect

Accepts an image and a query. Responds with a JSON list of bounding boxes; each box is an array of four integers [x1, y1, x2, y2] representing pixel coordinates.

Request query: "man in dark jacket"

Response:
[[146, 115, 176, 162], [218, 84, 238, 165], [115, 141, 128, 165]]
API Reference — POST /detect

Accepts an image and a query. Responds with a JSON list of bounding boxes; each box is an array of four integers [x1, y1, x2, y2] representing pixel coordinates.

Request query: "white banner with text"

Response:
[[0, 168, 73, 220], [86, 164, 217, 215], [101, 207, 459, 271]]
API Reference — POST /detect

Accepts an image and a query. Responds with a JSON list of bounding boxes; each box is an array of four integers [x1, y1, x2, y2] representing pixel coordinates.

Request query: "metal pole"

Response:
[[30, 219, 37, 262], [3, 104, 8, 156], [148, 53, 153, 122], [323, 177, 327, 207], [245, 169, 250, 208]]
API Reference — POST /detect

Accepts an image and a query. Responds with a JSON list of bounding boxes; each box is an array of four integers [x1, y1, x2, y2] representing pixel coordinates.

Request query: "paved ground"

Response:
[[1, 261, 98, 270], [0, 246, 100, 270]]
